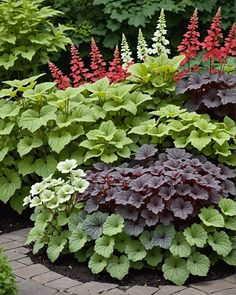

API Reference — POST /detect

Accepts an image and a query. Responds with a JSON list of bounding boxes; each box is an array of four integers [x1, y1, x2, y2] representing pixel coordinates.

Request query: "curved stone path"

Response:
[[0, 228, 235, 295]]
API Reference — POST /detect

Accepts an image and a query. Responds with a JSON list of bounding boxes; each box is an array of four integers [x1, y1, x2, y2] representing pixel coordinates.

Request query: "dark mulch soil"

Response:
[[0, 203, 33, 234], [29, 249, 235, 288]]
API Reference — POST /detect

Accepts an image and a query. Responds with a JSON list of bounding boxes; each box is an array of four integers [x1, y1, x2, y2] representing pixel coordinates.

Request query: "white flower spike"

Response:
[[137, 28, 149, 60], [121, 33, 133, 67]]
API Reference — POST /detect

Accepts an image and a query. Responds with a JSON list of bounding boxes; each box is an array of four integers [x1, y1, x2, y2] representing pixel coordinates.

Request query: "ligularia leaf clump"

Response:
[[149, 9, 170, 55]]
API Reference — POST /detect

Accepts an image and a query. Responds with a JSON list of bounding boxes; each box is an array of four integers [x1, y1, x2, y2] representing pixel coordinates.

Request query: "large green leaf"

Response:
[[162, 256, 190, 286], [18, 156, 35, 176], [208, 231, 232, 257], [0, 101, 20, 119], [69, 229, 88, 252], [47, 236, 67, 262], [187, 252, 210, 276], [170, 232, 191, 258], [0, 170, 21, 203], [199, 208, 224, 228], [219, 198, 236, 216], [88, 253, 107, 274], [188, 131, 211, 151], [223, 249, 236, 266], [48, 129, 72, 153], [183, 224, 207, 248], [103, 214, 124, 236], [94, 235, 114, 258], [34, 155, 58, 177], [17, 135, 43, 157], [145, 247, 163, 267], [106, 255, 130, 280], [19, 105, 57, 132], [125, 240, 147, 262], [0, 121, 14, 135]]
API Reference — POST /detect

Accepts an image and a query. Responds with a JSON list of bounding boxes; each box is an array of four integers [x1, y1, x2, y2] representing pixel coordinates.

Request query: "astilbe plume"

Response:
[[149, 9, 170, 55], [220, 23, 236, 61], [70, 45, 89, 87], [88, 38, 107, 82], [48, 61, 71, 89], [107, 46, 129, 83], [137, 28, 149, 60], [202, 8, 223, 65], [121, 34, 134, 68], [177, 8, 201, 66]]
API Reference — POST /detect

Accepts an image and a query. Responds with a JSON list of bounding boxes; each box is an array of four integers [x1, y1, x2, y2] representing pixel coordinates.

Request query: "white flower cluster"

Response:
[[121, 33, 133, 67], [23, 159, 89, 210], [149, 9, 170, 56], [137, 29, 149, 61]]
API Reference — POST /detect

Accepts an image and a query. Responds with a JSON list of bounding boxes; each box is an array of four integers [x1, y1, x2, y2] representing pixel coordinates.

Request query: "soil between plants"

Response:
[[0, 203, 33, 234], [29, 250, 235, 288]]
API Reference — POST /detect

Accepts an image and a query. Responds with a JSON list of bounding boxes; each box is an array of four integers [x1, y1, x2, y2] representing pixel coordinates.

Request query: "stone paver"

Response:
[[190, 279, 235, 293], [14, 264, 50, 279], [2, 240, 25, 250], [18, 256, 33, 265], [45, 277, 81, 291], [17, 279, 57, 295], [173, 287, 206, 295], [153, 285, 186, 294], [224, 274, 236, 284], [212, 289, 236, 295], [126, 285, 158, 295], [10, 260, 27, 270], [1, 228, 236, 295], [67, 282, 118, 294], [32, 271, 63, 284]]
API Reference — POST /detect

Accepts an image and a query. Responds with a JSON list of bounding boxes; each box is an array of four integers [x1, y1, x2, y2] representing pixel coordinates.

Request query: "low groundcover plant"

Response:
[[26, 148, 236, 285]]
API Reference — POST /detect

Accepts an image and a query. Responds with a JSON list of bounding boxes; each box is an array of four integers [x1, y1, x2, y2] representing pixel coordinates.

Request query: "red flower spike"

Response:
[[89, 38, 106, 82], [177, 8, 201, 66], [220, 23, 236, 60], [107, 46, 128, 83], [70, 45, 89, 87], [202, 8, 223, 63], [48, 61, 71, 89]]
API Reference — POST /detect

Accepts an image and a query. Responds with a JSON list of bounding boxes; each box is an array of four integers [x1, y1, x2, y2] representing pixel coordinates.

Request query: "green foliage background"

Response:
[[45, 0, 236, 57]]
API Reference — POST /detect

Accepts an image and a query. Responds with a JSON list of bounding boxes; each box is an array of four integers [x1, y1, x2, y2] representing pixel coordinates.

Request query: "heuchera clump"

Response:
[[78, 146, 236, 235]]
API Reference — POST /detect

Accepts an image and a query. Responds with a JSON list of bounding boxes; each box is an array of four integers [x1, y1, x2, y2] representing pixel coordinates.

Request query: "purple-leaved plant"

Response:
[[78, 145, 236, 235]]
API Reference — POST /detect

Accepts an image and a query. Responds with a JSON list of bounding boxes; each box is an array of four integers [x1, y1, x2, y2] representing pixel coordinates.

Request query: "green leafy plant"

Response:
[[0, 0, 71, 80], [27, 195, 236, 284], [129, 104, 236, 165], [25, 159, 88, 261], [0, 246, 17, 295]]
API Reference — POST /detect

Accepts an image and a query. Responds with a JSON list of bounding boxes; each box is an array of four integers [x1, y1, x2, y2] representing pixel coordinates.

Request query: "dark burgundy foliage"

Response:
[[176, 72, 236, 119], [78, 146, 236, 235]]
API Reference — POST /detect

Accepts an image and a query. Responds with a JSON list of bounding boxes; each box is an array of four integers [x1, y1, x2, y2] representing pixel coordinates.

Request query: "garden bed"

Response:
[[29, 249, 235, 287]]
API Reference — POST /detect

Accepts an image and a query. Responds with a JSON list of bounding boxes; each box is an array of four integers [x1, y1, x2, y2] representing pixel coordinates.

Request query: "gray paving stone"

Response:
[[10, 260, 27, 270], [15, 246, 30, 254], [1, 233, 27, 242], [172, 287, 206, 295], [0, 236, 11, 243], [2, 240, 25, 250], [32, 271, 63, 284], [101, 289, 126, 295], [17, 257, 33, 265], [126, 285, 158, 295], [4, 249, 26, 261], [153, 285, 186, 295], [67, 281, 118, 294], [17, 279, 57, 295], [212, 288, 236, 295], [224, 274, 236, 284], [14, 264, 50, 279], [15, 276, 24, 283], [45, 277, 81, 291], [191, 279, 235, 293], [12, 228, 31, 237]]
